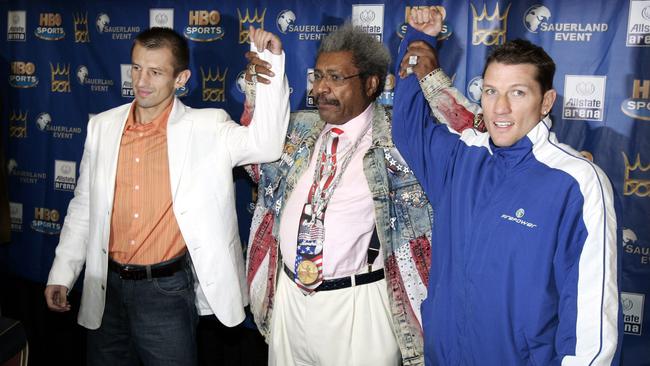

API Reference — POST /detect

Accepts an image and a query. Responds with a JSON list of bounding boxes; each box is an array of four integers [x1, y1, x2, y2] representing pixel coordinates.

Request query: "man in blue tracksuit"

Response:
[[391, 8, 621, 365]]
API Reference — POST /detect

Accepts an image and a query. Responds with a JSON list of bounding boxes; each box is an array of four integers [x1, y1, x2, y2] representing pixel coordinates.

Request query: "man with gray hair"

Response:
[[242, 24, 475, 365]]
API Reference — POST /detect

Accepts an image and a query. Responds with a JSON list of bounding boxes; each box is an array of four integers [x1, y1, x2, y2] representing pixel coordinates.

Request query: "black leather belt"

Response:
[[108, 255, 186, 280], [283, 264, 384, 292]]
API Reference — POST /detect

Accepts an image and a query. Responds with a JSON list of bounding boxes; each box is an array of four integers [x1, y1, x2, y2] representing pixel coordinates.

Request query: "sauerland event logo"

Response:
[[35, 12, 65, 40], [31, 207, 62, 235], [621, 79, 650, 120], [95, 13, 140, 40], [275, 9, 338, 41], [7, 10, 26, 41], [35, 112, 82, 139], [467, 76, 484, 103], [352, 4, 384, 41], [523, 4, 608, 42], [7, 159, 47, 185], [562, 75, 606, 121], [76, 65, 113, 92], [627, 0, 650, 46], [184, 10, 224, 42], [9, 61, 38, 88]]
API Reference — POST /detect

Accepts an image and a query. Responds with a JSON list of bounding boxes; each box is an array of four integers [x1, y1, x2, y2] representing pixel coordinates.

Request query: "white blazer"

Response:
[[46, 50, 289, 329]]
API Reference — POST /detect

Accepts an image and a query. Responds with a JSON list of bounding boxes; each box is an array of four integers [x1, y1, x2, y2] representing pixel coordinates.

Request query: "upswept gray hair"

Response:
[[318, 23, 391, 100]]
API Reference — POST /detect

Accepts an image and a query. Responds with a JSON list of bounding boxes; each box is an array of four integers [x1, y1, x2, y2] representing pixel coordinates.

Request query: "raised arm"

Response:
[[392, 9, 465, 204], [226, 27, 290, 167]]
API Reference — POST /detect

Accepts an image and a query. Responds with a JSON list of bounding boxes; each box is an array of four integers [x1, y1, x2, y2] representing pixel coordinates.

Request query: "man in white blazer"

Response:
[[43, 27, 288, 365]]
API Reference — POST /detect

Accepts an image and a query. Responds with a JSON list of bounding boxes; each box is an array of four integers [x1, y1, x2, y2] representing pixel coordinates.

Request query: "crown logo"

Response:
[[471, 2, 511, 46], [622, 152, 650, 197], [73, 12, 90, 43], [238, 9, 266, 44], [50, 63, 71, 93], [9, 110, 28, 138], [201, 67, 227, 102]]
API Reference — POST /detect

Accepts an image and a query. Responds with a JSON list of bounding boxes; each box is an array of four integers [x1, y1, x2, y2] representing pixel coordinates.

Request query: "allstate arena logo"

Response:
[[622, 292, 645, 335], [31, 207, 62, 235], [627, 0, 650, 46], [523, 4, 607, 42], [9, 202, 22, 232], [9, 61, 38, 88], [563, 75, 606, 121], [54, 160, 76, 191], [467, 76, 483, 103], [621, 79, 650, 120], [95, 13, 140, 40], [150, 8, 173, 29], [121, 64, 134, 97], [276, 9, 338, 41], [7, 10, 26, 41], [352, 4, 384, 41], [35, 12, 65, 40], [185, 10, 224, 42]]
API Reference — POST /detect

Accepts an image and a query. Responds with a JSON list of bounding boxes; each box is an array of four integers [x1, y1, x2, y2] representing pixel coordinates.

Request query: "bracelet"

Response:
[[419, 68, 451, 101], [244, 80, 256, 102]]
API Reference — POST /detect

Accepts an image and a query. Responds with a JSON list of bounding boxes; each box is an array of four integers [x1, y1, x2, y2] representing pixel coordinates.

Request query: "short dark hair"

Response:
[[132, 27, 189, 76], [318, 23, 391, 100], [482, 39, 555, 94]]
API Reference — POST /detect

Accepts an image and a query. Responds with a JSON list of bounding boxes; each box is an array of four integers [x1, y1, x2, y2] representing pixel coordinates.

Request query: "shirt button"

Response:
[[101, 285, 105, 290], [134, 213, 139, 219], [129, 240, 135, 245], [134, 185, 140, 190], [102, 248, 107, 254], [135, 157, 140, 163], [138, 133, 144, 137]]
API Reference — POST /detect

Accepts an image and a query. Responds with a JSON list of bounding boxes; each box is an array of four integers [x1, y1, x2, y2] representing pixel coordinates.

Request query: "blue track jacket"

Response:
[[392, 27, 621, 366]]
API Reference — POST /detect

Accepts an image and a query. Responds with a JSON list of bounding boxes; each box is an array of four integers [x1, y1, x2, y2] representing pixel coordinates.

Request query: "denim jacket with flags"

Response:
[[242, 70, 477, 363]]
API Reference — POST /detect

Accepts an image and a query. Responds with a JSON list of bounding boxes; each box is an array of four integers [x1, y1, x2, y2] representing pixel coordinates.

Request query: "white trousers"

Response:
[[269, 272, 401, 366]]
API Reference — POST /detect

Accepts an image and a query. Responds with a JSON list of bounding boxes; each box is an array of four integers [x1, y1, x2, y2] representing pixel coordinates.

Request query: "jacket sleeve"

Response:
[[224, 48, 290, 167], [46, 119, 94, 289], [552, 168, 620, 366], [392, 26, 466, 205]]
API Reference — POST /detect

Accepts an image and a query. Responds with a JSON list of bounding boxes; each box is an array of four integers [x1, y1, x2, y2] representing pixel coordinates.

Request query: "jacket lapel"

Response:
[[104, 104, 131, 207], [166, 98, 192, 200]]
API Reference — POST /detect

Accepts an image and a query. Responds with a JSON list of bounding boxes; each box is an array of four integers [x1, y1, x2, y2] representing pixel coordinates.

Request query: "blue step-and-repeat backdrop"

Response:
[[1, 0, 648, 363]]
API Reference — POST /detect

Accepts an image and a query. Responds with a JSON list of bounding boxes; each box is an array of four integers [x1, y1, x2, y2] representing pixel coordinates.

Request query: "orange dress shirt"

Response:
[[108, 101, 186, 265]]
